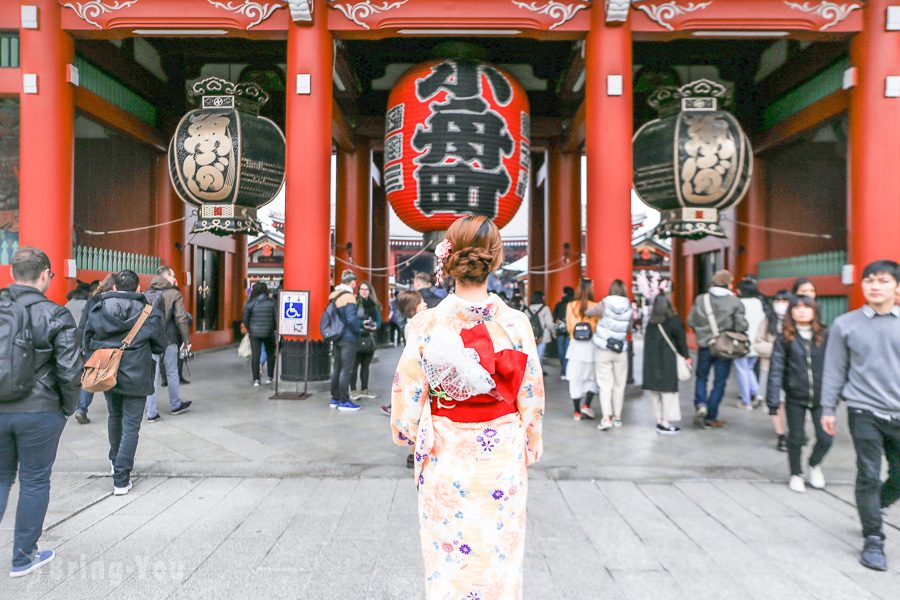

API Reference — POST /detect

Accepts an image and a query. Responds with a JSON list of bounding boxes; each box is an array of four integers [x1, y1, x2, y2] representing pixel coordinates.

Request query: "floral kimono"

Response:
[[391, 293, 545, 600]]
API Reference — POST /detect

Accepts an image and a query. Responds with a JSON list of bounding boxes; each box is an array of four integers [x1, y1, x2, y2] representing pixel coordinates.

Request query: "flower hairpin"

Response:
[[434, 239, 452, 285]]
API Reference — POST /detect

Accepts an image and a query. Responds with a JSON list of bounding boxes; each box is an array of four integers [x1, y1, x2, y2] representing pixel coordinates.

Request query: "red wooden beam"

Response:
[[74, 86, 167, 151]]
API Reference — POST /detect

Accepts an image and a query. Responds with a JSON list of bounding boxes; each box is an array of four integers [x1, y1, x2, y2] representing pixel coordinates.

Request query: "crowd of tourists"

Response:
[[0, 248, 195, 577]]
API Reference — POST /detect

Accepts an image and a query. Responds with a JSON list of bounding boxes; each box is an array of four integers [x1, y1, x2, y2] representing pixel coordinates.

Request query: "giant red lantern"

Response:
[[384, 59, 530, 237]]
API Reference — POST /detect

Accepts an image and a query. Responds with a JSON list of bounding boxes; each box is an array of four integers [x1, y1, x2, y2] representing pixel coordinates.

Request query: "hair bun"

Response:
[[440, 215, 504, 285], [444, 246, 495, 283]]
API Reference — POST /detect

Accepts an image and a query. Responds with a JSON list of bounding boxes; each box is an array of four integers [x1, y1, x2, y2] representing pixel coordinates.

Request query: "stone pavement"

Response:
[[2, 341, 899, 598]]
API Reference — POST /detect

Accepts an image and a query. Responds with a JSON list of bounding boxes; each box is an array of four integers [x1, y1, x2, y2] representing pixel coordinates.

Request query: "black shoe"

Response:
[[860, 535, 888, 571], [776, 434, 788, 452], [171, 401, 192, 415], [179, 378, 191, 385], [406, 453, 415, 469], [74, 409, 91, 424], [147, 413, 161, 423], [160, 380, 167, 387]]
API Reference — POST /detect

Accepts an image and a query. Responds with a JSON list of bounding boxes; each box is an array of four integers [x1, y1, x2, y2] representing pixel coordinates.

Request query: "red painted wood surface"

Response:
[[334, 143, 370, 284], [757, 274, 849, 297], [284, 2, 333, 340], [585, 7, 632, 297], [847, 0, 900, 308], [19, 0, 74, 304], [546, 143, 582, 306]]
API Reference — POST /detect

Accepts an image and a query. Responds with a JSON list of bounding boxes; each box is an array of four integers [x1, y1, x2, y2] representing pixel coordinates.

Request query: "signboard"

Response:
[[278, 290, 309, 336]]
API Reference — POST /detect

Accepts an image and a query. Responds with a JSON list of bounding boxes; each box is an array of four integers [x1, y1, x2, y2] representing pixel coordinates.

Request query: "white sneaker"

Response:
[[265, 378, 272, 385], [349, 390, 362, 400], [361, 389, 377, 399], [109, 461, 114, 476], [597, 418, 612, 431], [113, 481, 133, 496], [561, 375, 568, 381], [808, 465, 826, 490], [789, 475, 806, 493]]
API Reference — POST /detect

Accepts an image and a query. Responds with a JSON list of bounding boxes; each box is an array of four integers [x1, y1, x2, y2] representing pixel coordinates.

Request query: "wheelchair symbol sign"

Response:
[[284, 303, 303, 319], [278, 290, 309, 336]]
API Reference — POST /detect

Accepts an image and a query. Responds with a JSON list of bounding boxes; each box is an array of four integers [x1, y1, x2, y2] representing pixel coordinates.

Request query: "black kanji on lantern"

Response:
[[411, 60, 516, 218]]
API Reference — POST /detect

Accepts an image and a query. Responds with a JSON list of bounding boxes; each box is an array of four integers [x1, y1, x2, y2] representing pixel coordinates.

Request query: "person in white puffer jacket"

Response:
[[592, 280, 633, 430]]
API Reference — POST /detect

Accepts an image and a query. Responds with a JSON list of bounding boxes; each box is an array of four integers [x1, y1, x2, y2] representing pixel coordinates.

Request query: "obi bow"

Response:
[[459, 322, 528, 405]]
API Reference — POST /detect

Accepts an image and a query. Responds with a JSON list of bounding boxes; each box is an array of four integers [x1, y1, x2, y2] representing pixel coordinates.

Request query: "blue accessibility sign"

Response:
[[283, 303, 303, 319]]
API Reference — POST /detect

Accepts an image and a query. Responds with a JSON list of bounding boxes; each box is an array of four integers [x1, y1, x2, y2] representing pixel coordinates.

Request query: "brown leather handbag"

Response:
[[81, 305, 152, 393]]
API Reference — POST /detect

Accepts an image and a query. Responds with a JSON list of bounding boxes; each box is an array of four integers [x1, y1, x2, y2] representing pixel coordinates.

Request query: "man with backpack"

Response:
[[0, 247, 82, 578], [84, 270, 167, 496], [553, 286, 575, 380], [143, 266, 192, 422], [688, 270, 749, 428], [525, 290, 554, 373], [324, 270, 361, 412]]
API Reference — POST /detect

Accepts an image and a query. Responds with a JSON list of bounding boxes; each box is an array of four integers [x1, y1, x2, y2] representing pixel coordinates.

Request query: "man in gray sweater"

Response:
[[821, 259, 900, 572]]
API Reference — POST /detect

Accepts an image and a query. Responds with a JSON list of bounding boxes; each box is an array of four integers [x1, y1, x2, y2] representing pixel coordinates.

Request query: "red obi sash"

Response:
[[430, 322, 528, 423]]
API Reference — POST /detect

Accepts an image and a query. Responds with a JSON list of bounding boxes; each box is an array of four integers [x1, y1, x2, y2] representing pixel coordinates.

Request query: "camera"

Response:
[[179, 346, 195, 361], [363, 318, 378, 332]]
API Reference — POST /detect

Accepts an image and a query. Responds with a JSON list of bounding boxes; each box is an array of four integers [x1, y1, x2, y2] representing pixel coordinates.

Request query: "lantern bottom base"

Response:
[[654, 220, 726, 240], [191, 216, 263, 237]]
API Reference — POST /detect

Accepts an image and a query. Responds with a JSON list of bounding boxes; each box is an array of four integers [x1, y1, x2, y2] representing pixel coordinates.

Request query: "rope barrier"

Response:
[[78, 217, 187, 236], [721, 215, 833, 240]]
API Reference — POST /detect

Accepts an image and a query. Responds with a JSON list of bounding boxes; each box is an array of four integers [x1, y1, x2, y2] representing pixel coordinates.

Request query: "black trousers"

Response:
[[105, 393, 145, 488], [848, 408, 900, 539], [250, 336, 276, 381], [352, 350, 375, 390], [330, 340, 358, 403], [784, 401, 833, 476]]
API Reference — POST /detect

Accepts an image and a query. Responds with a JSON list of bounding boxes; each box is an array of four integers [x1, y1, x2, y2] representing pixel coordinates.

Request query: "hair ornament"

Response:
[[434, 239, 453, 285]]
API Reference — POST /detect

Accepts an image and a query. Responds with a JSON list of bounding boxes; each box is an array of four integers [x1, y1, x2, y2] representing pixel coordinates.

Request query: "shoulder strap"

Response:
[[702, 294, 720, 337], [121, 305, 152, 349], [657, 323, 679, 355]]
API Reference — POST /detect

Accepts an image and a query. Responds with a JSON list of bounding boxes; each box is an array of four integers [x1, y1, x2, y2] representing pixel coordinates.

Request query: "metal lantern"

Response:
[[384, 59, 530, 244], [168, 77, 286, 236], [632, 79, 752, 239]]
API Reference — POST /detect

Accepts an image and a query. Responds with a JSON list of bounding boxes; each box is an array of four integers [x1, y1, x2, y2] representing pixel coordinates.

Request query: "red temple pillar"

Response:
[[285, 3, 332, 339], [19, 0, 74, 302], [735, 159, 767, 281], [334, 142, 370, 284], [371, 151, 390, 323], [527, 151, 546, 297], [585, 6, 633, 297], [547, 142, 582, 306], [848, 0, 900, 307]]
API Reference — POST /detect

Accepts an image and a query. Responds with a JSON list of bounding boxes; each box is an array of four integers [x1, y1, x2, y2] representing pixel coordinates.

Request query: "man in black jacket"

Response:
[[413, 272, 443, 309], [84, 270, 167, 496], [0, 247, 82, 578]]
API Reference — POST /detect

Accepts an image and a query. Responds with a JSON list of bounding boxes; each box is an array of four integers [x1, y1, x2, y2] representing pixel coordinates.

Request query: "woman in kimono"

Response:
[[391, 215, 545, 600]]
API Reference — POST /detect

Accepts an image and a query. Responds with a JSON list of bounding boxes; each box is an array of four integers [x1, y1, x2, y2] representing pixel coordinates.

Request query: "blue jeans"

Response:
[[733, 356, 759, 406], [0, 411, 66, 568], [105, 392, 145, 488], [78, 389, 95, 414], [556, 335, 570, 376], [146, 344, 182, 417], [694, 347, 733, 421], [536, 342, 547, 366]]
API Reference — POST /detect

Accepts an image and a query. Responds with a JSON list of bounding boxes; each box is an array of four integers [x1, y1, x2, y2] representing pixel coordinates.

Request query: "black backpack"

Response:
[[525, 305, 545, 340], [0, 288, 40, 402], [320, 292, 349, 343]]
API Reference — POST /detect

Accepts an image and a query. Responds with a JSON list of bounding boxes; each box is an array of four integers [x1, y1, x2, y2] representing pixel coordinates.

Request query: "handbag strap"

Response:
[[657, 324, 679, 356], [702, 294, 720, 337], [120, 305, 152, 350]]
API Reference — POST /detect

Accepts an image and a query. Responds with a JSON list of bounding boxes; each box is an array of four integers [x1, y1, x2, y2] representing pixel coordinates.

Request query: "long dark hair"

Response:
[[649, 294, 676, 325], [249, 282, 269, 302], [782, 295, 826, 346], [791, 277, 815, 297], [575, 278, 595, 316]]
